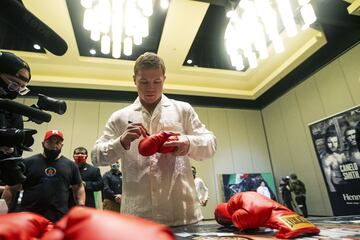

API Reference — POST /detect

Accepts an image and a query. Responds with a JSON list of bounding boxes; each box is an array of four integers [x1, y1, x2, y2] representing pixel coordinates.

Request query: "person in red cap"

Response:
[[2, 130, 86, 222]]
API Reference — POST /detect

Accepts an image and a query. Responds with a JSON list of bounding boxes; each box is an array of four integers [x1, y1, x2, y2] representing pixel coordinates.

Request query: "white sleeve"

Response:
[[91, 113, 125, 166], [201, 179, 209, 201], [198, 178, 209, 201], [185, 105, 217, 160]]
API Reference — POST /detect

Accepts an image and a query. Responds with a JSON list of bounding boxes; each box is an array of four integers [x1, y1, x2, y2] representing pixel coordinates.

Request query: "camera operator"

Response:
[[0, 51, 32, 188], [0, 51, 31, 212], [0, 51, 31, 159]]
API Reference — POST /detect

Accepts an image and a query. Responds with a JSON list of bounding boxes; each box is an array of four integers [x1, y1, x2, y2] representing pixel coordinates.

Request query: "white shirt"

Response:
[[257, 185, 271, 198], [194, 177, 209, 203], [92, 95, 217, 226]]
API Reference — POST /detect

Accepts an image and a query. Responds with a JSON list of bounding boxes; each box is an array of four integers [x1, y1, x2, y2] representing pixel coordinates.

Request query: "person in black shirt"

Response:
[[102, 162, 122, 212], [2, 130, 85, 222], [69, 147, 103, 208], [279, 176, 294, 211], [289, 173, 308, 217]]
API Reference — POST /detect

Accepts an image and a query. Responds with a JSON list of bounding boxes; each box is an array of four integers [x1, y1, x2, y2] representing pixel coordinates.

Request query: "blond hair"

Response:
[[134, 52, 166, 75]]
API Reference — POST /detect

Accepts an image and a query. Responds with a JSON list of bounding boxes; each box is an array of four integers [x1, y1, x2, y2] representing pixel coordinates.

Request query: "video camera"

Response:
[[0, 94, 66, 150], [0, 94, 66, 185]]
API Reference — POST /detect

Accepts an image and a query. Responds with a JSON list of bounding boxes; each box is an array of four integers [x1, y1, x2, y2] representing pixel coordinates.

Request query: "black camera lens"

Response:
[[37, 94, 67, 115]]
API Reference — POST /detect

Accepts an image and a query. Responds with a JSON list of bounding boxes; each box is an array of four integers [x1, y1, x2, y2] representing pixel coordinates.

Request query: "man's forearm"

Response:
[[1, 187, 13, 208], [1, 184, 21, 208], [72, 184, 86, 206]]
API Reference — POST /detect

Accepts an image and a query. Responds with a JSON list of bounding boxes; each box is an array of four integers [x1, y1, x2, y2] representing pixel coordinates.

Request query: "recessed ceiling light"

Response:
[[160, 0, 169, 9], [89, 49, 96, 55], [187, 59, 193, 64], [226, 10, 235, 18], [33, 44, 41, 50]]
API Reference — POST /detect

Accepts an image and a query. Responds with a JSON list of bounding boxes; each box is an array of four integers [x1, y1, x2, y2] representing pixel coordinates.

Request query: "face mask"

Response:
[[74, 155, 87, 164], [111, 163, 120, 172], [0, 79, 18, 99], [44, 148, 61, 160]]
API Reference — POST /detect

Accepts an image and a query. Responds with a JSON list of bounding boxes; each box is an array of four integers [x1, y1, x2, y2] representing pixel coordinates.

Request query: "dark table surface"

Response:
[[171, 216, 360, 239]]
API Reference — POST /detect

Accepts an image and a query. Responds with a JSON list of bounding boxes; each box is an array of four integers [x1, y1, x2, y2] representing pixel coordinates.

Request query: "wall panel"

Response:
[[262, 43, 360, 216]]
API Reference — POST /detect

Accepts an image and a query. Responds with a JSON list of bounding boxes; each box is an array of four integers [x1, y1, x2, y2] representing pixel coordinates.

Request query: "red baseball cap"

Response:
[[44, 130, 64, 141]]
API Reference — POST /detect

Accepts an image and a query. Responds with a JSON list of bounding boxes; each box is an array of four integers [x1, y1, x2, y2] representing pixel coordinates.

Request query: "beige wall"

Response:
[[20, 97, 271, 219], [261, 43, 360, 216]]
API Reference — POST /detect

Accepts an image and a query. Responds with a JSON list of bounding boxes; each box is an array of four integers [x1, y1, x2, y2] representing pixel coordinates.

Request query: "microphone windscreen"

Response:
[[0, 0, 68, 56], [0, 99, 51, 123]]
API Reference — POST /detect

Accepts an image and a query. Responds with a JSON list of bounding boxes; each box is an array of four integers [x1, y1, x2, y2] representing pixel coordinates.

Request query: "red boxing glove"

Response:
[[0, 212, 52, 240], [138, 132, 178, 156], [214, 203, 233, 227], [227, 192, 320, 239], [41, 207, 175, 240]]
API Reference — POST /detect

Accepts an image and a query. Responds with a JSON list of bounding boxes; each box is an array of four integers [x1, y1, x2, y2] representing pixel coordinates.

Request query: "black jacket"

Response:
[[69, 163, 103, 208], [102, 170, 122, 201]]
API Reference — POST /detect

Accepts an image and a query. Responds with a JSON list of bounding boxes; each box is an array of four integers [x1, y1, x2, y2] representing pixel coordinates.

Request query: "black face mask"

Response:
[[0, 79, 18, 99], [44, 148, 61, 160], [111, 164, 120, 174]]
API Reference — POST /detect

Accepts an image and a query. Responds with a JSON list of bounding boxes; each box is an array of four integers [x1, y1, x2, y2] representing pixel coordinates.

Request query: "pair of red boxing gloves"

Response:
[[138, 131, 178, 156], [0, 207, 175, 240], [214, 191, 320, 239]]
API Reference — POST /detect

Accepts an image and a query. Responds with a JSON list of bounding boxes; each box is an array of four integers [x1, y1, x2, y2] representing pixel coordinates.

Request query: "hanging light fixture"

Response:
[[81, 0, 169, 58], [224, 0, 317, 71]]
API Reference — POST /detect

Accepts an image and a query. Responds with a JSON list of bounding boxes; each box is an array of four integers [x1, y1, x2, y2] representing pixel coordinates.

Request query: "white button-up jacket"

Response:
[[92, 95, 217, 226]]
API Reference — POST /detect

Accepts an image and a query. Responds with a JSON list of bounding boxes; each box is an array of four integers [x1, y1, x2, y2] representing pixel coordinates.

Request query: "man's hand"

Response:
[[114, 194, 122, 203], [1, 184, 22, 208], [120, 122, 148, 150], [0, 146, 14, 155], [72, 183, 86, 206], [200, 199, 208, 207], [162, 135, 190, 156]]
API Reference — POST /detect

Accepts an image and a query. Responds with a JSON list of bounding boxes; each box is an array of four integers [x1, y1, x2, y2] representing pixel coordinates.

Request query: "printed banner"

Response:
[[221, 173, 277, 202], [309, 106, 360, 215]]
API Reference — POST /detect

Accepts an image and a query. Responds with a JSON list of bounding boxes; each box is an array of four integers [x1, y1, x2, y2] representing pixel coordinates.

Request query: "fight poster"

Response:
[[221, 173, 277, 202], [309, 105, 360, 215]]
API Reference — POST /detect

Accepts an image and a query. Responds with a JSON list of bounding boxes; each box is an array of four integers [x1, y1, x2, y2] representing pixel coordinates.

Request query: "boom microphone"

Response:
[[0, 99, 51, 124], [0, 0, 68, 56]]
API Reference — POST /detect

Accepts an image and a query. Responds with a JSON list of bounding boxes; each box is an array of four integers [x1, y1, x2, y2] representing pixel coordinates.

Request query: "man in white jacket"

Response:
[[192, 166, 209, 207], [92, 52, 217, 226]]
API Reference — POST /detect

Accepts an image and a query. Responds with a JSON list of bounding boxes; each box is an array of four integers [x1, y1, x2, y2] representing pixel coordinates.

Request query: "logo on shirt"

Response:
[[45, 167, 57, 177]]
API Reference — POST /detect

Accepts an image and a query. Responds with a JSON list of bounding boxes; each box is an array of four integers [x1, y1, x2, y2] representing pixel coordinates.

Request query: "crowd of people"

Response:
[[1, 131, 123, 221]]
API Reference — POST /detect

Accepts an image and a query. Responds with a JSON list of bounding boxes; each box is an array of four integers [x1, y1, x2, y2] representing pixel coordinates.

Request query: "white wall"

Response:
[[20, 97, 271, 219], [191, 107, 271, 219], [261, 43, 360, 216]]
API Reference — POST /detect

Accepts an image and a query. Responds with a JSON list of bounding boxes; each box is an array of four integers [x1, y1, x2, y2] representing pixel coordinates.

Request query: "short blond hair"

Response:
[[134, 52, 166, 75]]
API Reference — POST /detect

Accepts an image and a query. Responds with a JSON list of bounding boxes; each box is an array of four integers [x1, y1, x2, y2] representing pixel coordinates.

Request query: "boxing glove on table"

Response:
[[138, 132, 178, 156], [214, 202, 233, 227], [0, 212, 52, 240], [227, 192, 319, 239], [41, 206, 175, 240]]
